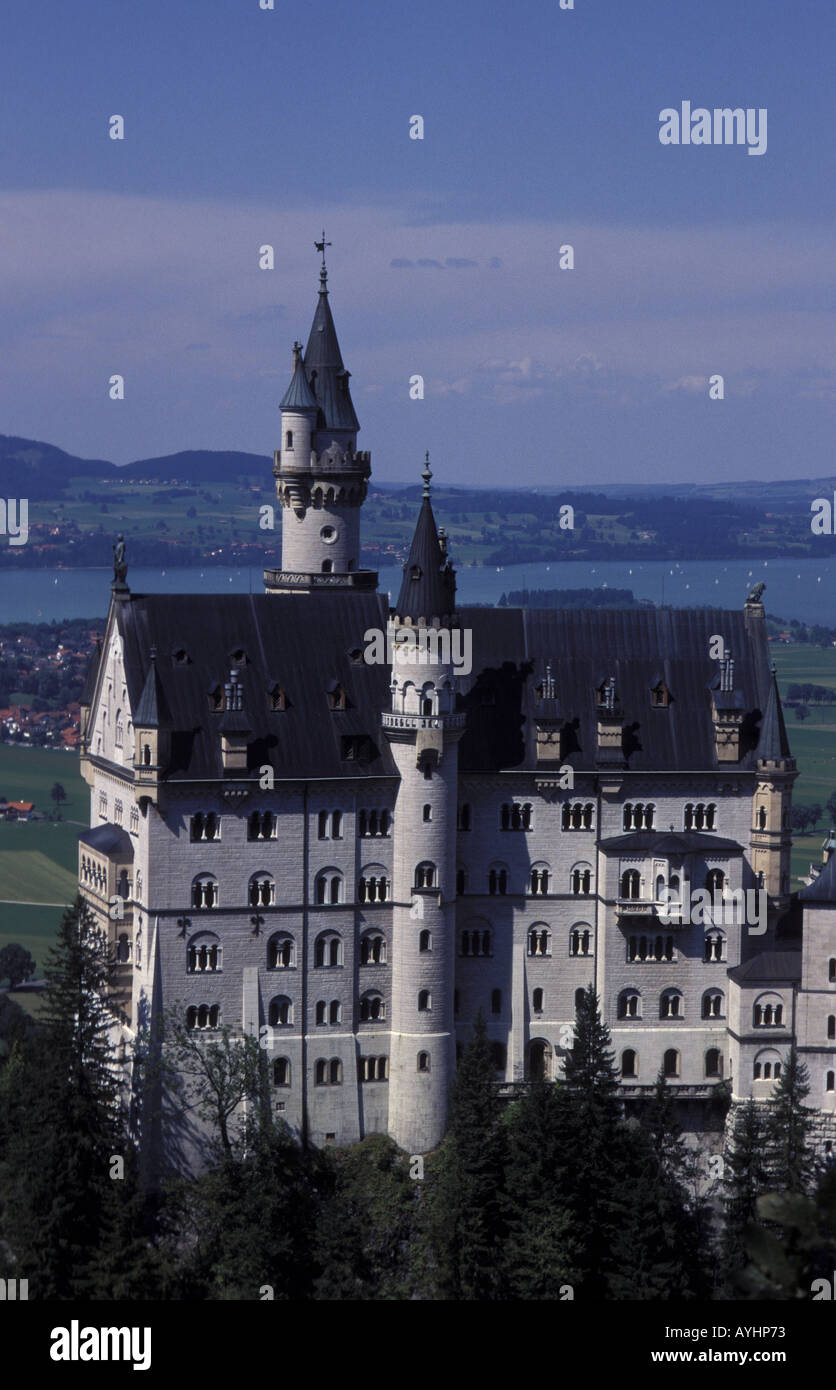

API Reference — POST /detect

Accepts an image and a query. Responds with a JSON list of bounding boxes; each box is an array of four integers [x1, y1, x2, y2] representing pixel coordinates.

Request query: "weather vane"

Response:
[[315, 230, 332, 274]]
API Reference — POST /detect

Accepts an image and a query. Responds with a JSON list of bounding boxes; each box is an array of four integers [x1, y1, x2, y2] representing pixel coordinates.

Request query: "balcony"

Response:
[[382, 712, 466, 732]]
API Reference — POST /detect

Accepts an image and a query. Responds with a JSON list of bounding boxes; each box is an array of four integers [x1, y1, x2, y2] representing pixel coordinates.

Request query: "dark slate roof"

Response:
[[79, 824, 134, 857], [799, 853, 836, 903], [728, 950, 802, 984], [757, 666, 793, 761], [279, 348, 318, 412], [80, 639, 101, 706], [599, 831, 743, 856], [135, 654, 172, 729], [114, 592, 395, 781], [456, 605, 773, 772], [303, 286, 360, 433], [395, 498, 457, 623]]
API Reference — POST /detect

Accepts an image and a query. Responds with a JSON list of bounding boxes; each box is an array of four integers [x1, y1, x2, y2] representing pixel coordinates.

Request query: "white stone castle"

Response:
[[76, 254, 836, 1169]]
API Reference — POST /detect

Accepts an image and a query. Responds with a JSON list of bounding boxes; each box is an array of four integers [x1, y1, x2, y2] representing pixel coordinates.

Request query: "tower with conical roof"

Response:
[[751, 665, 797, 906], [264, 241, 377, 594], [383, 456, 464, 1152]]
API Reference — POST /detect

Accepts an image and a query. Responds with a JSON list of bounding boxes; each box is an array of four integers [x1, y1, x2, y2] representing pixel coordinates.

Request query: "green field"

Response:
[[0, 744, 86, 973]]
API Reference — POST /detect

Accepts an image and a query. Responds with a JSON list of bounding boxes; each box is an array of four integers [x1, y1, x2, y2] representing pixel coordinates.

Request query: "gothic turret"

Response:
[[264, 241, 377, 595], [751, 665, 797, 903], [384, 458, 465, 1152]]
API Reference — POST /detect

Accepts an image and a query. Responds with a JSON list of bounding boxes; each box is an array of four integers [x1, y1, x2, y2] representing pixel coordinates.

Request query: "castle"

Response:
[[76, 254, 836, 1167]]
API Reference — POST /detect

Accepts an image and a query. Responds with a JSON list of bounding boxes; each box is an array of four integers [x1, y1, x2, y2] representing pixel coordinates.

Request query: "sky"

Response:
[[0, 0, 834, 487]]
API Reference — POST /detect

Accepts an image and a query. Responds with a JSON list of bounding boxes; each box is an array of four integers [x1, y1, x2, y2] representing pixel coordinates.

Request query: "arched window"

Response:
[[268, 995, 293, 1027], [574, 987, 585, 1012], [705, 1048, 722, 1078], [315, 870, 343, 905], [491, 988, 502, 1015], [418, 989, 431, 1011], [360, 991, 385, 1022], [702, 989, 724, 1019], [620, 869, 641, 900], [753, 993, 784, 1027], [621, 1049, 637, 1079], [422, 803, 432, 822], [704, 929, 726, 962], [191, 873, 218, 909], [116, 932, 131, 964], [532, 987, 544, 1013], [317, 809, 328, 839], [529, 1039, 552, 1081], [188, 931, 222, 973], [249, 873, 275, 908], [527, 925, 550, 957], [756, 806, 767, 830], [285, 430, 293, 449], [569, 925, 592, 957], [186, 1003, 220, 1030], [753, 1050, 782, 1081], [660, 989, 682, 1019], [267, 933, 294, 970], [663, 1048, 680, 1078], [360, 931, 386, 965], [488, 865, 508, 895], [417, 1051, 431, 1073], [314, 932, 342, 968], [415, 861, 436, 890], [618, 989, 641, 1019], [419, 929, 432, 952], [273, 1057, 291, 1087], [705, 868, 725, 896], [358, 868, 389, 903], [571, 865, 591, 895], [529, 865, 550, 896]]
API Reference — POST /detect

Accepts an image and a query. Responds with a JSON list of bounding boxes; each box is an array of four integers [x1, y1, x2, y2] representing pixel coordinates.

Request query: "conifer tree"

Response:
[[427, 1012, 507, 1299], [767, 1046, 817, 1194], [502, 1078, 576, 1298], [721, 1099, 771, 1291], [558, 985, 623, 1297], [0, 898, 135, 1297]]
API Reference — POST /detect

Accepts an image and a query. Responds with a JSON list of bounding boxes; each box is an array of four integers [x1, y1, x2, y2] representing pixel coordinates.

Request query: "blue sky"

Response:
[[1, 0, 834, 485]]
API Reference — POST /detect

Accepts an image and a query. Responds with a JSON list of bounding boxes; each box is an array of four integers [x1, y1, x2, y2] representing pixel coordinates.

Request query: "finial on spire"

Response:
[[315, 230, 332, 290], [292, 339, 302, 368], [422, 451, 432, 499]]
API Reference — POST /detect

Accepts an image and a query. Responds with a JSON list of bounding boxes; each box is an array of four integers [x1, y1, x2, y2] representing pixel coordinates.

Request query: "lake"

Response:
[[0, 556, 832, 625]]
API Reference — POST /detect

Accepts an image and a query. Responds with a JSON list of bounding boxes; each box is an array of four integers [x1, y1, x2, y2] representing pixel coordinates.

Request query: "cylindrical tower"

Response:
[[264, 253, 377, 594], [384, 456, 464, 1153]]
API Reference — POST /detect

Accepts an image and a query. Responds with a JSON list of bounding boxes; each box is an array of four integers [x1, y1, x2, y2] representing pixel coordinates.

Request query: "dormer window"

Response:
[[229, 648, 248, 667], [597, 677, 617, 711], [208, 685, 223, 713], [651, 680, 670, 708], [268, 683, 288, 712], [172, 646, 190, 665], [328, 682, 347, 712], [410, 565, 423, 581]]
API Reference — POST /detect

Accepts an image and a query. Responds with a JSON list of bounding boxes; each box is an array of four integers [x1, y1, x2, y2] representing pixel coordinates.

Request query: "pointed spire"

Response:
[[394, 457, 456, 623], [302, 247, 359, 432], [757, 664, 792, 761], [279, 340, 317, 411], [135, 647, 171, 729]]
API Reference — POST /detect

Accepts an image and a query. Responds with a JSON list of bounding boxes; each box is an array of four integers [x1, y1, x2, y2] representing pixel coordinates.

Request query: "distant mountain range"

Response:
[[1, 433, 834, 569], [2, 432, 834, 505]]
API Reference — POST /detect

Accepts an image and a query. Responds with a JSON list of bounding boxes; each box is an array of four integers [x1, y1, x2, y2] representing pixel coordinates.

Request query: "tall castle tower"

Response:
[[384, 458, 464, 1152], [264, 240, 378, 594]]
